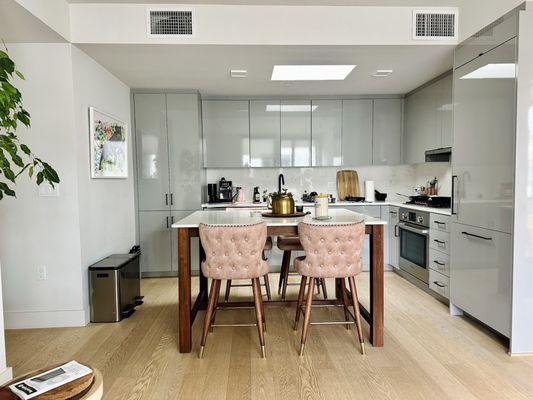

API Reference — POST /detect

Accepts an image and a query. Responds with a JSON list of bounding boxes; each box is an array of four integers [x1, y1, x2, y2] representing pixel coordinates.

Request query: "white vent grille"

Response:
[[147, 8, 195, 37], [413, 10, 457, 40]]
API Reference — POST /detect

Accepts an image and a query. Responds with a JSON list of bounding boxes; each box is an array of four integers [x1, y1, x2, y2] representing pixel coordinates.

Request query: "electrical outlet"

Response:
[[37, 265, 47, 281]]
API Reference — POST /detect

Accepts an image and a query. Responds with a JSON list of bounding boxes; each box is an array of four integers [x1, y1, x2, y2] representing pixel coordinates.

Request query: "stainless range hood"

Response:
[[425, 147, 451, 162]]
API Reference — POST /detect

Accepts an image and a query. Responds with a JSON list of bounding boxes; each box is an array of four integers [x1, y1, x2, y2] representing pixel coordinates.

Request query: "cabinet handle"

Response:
[[433, 281, 446, 288], [461, 231, 492, 241], [165, 193, 169, 206], [434, 221, 446, 225], [394, 225, 399, 237], [434, 239, 446, 244], [170, 193, 174, 206], [389, 211, 397, 215], [433, 260, 446, 266], [171, 216, 174, 225], [451, 175, 458, 215], [166, 216, 169, 229]]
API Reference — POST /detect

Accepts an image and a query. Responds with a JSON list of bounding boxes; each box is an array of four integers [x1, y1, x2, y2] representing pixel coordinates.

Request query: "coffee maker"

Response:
[[218, 177, 233, 202], [207, 183, 218, 203]]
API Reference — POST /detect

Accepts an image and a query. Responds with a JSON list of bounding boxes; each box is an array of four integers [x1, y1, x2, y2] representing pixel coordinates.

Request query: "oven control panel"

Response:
[[399, 208, 430, 228]]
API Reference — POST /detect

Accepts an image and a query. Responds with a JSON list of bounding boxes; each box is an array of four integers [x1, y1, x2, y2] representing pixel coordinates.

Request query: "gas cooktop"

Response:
[[405, 196, 451, 209]]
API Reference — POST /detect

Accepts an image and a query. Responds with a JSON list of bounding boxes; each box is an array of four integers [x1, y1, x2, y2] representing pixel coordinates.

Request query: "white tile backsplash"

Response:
[[206, 163, 452, 202]]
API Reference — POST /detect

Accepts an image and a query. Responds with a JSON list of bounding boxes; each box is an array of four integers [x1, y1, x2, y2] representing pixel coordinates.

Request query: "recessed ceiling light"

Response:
[[230, 69, 247, 78], [266, 104, 318, 112], [460, 63, 516, 79], [372, 69, 393, 77], [271, 65, 356, 81]]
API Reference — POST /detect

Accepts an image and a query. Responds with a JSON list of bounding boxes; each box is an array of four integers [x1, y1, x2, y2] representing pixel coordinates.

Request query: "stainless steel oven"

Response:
[[398, 208, 430, 284]]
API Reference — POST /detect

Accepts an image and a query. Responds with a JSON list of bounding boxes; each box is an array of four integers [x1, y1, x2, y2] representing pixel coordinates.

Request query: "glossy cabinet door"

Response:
[[311, 100, 342, 166], [170, 211, 199, 272], [134, 93, 170, 211], [280, 100, 312, 167], [167, 94, 203, 210], [139, 211, 172, 274], [450, 223, 512, 337], [342, 100, 373, 166], [438, 74, 453, 148], [373, 99, 402, 165], [453, 38, 516, 233], [250, 100, 281, 167], [202, 100, 250, 168], [388, 207, 400, 268]]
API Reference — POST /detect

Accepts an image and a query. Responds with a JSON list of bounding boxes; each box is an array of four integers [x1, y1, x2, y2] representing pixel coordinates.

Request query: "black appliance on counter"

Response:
[[405, 196, 451, 209], [207, 178, 234, 203]]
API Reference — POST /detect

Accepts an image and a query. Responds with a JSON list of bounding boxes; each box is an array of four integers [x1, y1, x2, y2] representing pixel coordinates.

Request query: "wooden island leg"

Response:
[[178, 228, 192, 353], [369, 225, 384, 347]]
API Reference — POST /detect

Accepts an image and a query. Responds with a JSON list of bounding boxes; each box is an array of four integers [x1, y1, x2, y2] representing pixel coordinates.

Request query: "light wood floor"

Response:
[[6, 272, 533, 400]]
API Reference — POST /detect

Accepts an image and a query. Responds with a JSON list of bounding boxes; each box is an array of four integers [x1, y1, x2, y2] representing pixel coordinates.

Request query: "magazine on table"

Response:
[[9, 361, 92, 400]]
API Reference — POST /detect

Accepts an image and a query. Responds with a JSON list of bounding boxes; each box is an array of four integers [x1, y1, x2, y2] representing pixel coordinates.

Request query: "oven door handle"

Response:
[[398, 222, 429, 235]]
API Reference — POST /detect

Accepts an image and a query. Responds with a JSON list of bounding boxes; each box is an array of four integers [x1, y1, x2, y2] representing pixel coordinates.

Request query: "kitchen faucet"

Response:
[[278, 173, 285, 193]]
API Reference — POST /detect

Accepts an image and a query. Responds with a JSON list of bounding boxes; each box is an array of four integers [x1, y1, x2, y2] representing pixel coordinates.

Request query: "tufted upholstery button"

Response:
[[231, 238, 235, 242], [320, 237, 325, 242], [335, 238, 339, 243], [341, 251, 344, 255], [328, 250, 332, 255], [320, 264, 324, 268], [314, 250, 318, 254], [238, 252, 242, 256], [225, 252, 229, 256]]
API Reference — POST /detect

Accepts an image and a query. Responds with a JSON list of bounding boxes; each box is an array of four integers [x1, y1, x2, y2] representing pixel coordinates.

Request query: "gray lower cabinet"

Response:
[[311, 100, 342, 166], [450, 223, 512, 337], [134, 93, 171, 211], [202, 100, 250, 168], [280, 100, 312, 167], [342, 99, 373, 166], [387, 206, 400, 268], [372, 99, 402, 165], [139, 211, 172, 275], [250, 100, 281, 167]]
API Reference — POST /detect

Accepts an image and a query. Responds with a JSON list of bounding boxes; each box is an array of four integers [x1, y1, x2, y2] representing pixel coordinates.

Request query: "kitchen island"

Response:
[[172, 208, 386, 353]]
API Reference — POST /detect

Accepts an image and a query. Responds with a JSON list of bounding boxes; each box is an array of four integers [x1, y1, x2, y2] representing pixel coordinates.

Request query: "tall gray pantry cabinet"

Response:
[[133, 92, 203, 276]]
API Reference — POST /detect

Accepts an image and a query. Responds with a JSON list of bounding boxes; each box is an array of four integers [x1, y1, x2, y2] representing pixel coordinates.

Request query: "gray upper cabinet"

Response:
[[167, 94, 203, 210], [311, 100, 342, 166], [134, 93, 170, 211], [342, 99, 373, 166], [438, 74, 453, 148], [403, 73, 453, 164], [280, 100, 312, 167], [202, 100, 250, 168], [373, 99, 402, 165], [250, 100, 281, 167]]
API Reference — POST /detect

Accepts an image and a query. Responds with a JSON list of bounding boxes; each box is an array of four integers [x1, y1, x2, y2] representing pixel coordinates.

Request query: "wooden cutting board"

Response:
[[336, 170, 360, 200]]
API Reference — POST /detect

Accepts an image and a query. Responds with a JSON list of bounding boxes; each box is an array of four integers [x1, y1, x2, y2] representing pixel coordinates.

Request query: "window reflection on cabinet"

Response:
[[280, 100, 312, 167], [312, 100, 342, 167], [250, 100, 281, 167]]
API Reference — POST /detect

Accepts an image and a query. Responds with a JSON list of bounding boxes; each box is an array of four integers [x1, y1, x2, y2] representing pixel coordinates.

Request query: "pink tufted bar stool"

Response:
[[294, 221, 366, 356], [199, 222, 269, 359]]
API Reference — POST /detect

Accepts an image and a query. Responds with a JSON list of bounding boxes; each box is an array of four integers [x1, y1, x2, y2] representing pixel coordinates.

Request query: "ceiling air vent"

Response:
[[147, 8, 195, 37], [413, 10, 457, 40]]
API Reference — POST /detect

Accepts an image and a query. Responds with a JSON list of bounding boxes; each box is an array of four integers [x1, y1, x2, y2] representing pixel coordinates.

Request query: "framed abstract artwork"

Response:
[[89, 107, 128, 179]]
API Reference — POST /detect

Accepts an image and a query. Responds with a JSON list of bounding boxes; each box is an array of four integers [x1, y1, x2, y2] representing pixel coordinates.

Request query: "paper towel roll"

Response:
[[365, 181, 375, 202]]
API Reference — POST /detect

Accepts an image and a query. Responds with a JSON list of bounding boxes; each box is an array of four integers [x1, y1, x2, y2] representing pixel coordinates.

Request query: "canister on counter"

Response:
[[314, 193, 329, 218]]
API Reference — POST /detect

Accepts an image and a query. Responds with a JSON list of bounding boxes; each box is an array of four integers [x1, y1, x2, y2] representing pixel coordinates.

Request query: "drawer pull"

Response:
[[434, 221, 446, 225], [461, 231, 492, 241], [433, 260, 445, 266], [389, 211, 397, 215], [434, 239, 446, 244], [433, 281, 446, 288]]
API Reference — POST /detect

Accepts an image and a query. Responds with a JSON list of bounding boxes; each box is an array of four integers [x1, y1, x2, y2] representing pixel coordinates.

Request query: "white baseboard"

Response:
[[0, 367, 13, 385], [5, 309, 88, 329]]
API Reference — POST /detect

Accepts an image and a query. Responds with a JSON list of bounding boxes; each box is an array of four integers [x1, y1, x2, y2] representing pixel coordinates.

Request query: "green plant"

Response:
[[269, 188, 293, 200], [0, 44, 59, 200]]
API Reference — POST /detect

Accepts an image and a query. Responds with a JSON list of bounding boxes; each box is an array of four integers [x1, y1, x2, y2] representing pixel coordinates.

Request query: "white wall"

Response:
[[511, 1, 533, 355], [14, 0, 70, 40], [0, 43, 85, 328], [71, 46, 135, 314], [0, 43, 134, 329], [69, 4, 458, 46]]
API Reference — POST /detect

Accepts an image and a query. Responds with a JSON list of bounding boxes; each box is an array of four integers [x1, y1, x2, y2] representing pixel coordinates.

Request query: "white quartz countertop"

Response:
[[172, 208, 386, 228], [201, 201, 452, 216]]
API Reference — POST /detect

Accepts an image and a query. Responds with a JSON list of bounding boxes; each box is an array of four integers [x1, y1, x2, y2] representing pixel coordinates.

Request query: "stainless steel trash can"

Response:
[[89, 252, 141, 322]]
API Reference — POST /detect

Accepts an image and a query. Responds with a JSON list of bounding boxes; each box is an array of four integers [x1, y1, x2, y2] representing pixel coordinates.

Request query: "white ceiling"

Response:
[[77, 44, 453, 95], [67, 0, 460, 4]]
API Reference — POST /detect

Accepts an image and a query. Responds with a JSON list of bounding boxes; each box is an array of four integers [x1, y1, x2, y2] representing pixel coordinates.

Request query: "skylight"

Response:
[[271, 65, 356, 81]]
